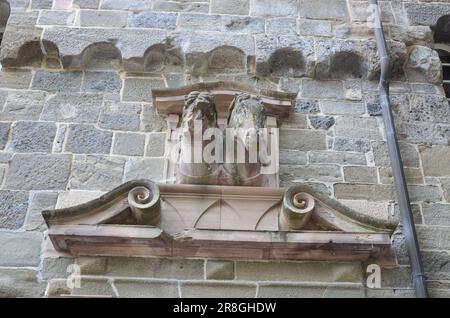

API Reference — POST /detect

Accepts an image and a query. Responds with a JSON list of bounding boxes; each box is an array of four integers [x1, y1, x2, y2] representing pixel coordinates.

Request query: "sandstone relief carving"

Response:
[[225, 93, 270, 186], [42, 82, 397, 264], [43, 180, 397, 263], [177, 91, 220, 185]]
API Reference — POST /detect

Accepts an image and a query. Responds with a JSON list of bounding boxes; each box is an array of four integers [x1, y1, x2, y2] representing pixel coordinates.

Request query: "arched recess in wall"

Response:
[[144, 43, 183, 73], [0, 0, 10, 46], [256, 48, 305, 78], [1, 40, 59, 68], [77, 42, 122, 70], [316, 51, 367, 80], [434, 15, 450, 105], [186, 46, 247, 76]]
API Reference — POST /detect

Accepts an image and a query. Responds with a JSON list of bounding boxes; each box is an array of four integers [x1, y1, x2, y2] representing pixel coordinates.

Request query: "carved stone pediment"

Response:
[[43, 180, 397, 264], [43, 82, 398, 265]]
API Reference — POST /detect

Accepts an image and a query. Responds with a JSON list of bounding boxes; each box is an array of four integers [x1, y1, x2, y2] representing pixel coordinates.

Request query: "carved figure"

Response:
[[176, 91, 220, 185], [225, 93, 270, 185]]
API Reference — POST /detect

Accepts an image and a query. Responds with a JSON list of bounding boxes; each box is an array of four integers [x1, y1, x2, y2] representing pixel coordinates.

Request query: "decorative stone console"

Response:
[[43, 82, 398, 265]]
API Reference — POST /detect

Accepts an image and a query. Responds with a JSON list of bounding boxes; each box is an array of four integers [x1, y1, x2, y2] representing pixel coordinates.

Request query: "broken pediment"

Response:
[[43, 180, 397, 265], [43, 81, 397, 265]]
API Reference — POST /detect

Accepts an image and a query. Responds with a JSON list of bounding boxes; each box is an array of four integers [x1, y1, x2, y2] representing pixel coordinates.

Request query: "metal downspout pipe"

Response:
[[368, 0, 428, 298]]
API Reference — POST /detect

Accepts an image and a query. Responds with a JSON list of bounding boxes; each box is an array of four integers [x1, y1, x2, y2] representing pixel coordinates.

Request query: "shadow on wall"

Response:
[[0, 0, 9, 43], [434, 15, 450, 44], [316, 51, 367, 79], [256, 48, 305, 78], [0, 0, 10, 69], [186, 46, 248, 76]]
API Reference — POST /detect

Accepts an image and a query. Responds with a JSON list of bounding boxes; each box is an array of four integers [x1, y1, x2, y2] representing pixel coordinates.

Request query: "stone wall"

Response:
[[0, 0, 450, 298]]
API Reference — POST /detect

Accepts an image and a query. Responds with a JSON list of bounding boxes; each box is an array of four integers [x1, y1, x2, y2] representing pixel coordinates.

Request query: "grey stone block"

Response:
[[142, 105, 167, 132], [298, 19, 332, 37], [115, 280, 179, 298], [65, 124, 113, 154], [0, 190, 28, 230], [70, 155, 125, 191], [0, 167, 4, 185], [309, 116, 335, 130], [308, 151, 366, 165], [122, 78, 164, 102], [0, 122, 10, 150], [181, 282, 256, 298], [9, 121, 56, 153], [0, 269, 45, 298], [152, 1, 209, 13], [26, 191, 58, 231], [423, 203, 450, 226], [129, 12, 177, 29], [236, 261, 362, 283], [113, 133, 145, 156], [101, 0, 153, 10], [258, 284, 364, 298], [82, 71, 122, 93], [73, 0, 100, 9], [295, 99, 319, 113], [441, 178, 450, 202], [41, 257, 74, 280], [1, 91, 46, 121], [280, 164, 342, 183], [344, 166, 377, 183], [279, 150, 307, 165], [320, 101, 365, 115], [280, 114, 308, 129], [32, 71, 82, 92], [379, 167, 424, 185], [334, 183, 395, 201], [299, 0, 348, 20], [71, 278, 115, 297], [405, 3, 450, 26], [106, 257, 204, 279], [266, 18, 297, 35], [206, 260, 235, 280], [38, 10, 76, 26], [406, 47, 442, 84], [7, 11, 39, 26], [418, 226, 450, 250], [422, 250, 450, 281], [250, 0, 298, 17], [211, 0, 248, 15], [0, 231, 42, 266], [333, 137, 371, 153], [172, 29, 254, 56], [41, 93, 103, 124], [5, 154, 71, 190], [409, 94, 450, 124], [372, 141, 420, 167], [0, 69, 32, 89], [348, 0, 394, 23], [334, 116, 381, 140], [302, 80, 344, 99], [31, 0, 53, 9], [179, 14, 264, 34], [279, 129, 327, 151], [407, 185, 442, 202], [80, 10, 128, 27], [145, 132, 165, 157], [99, 101, 142, 131], [124, 157, 165, 181]]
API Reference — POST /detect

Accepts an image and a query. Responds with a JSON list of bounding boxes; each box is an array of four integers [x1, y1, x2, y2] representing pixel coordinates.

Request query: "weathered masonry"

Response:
[[0, 0, 450, 298]]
